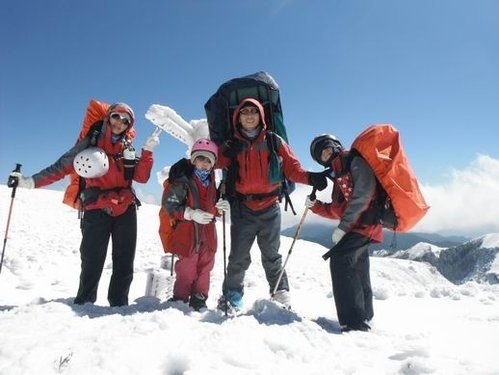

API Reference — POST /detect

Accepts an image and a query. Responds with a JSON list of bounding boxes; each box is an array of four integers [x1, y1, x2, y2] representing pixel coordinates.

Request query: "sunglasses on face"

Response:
[[110, 112, 131, 126], [239, 107, 259, 115]]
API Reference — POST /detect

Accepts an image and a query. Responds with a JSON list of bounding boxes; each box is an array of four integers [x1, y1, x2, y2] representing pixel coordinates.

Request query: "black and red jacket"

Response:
[[310, 151, 383, 243], [162, 159, 218, 257]]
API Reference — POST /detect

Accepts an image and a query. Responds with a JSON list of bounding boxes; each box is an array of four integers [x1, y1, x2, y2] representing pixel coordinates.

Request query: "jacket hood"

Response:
[[232, 98, 268, 132]]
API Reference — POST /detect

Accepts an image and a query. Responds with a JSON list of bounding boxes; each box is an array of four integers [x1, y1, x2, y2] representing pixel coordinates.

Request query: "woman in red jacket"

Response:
[[161, 139, 229, 311], [10, 102, 159, 307]]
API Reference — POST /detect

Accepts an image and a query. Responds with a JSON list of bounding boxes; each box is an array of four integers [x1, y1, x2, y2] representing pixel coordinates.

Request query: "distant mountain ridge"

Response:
[[281, 223, 499, 285], [281, 221, 467, 252], [378, 235, 499, 285]]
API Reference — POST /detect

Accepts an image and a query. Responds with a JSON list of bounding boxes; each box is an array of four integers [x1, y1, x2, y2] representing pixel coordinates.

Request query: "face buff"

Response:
[[194, 168, 211, 187]]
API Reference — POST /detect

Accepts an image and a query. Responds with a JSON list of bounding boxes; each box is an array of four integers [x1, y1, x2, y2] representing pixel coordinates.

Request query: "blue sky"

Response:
[[1, 1, 498, 235]]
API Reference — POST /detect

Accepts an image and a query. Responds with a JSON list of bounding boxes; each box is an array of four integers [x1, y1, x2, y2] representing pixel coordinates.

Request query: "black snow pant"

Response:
[[223, 202, 288, 295], [74, 205, 137, 307], [329, 232, 374, 327]]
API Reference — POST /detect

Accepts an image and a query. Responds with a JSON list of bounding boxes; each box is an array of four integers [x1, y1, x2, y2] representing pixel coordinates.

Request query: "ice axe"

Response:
[[1, 163, 22, 274], [271, 187, 317, 297]]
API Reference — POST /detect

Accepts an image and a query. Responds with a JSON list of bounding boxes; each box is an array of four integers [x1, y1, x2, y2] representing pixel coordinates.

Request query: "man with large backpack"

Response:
[[307, 125, 428, 331], [215, 98, 328, 311], [9, 102, 160, 307], [307, 134, 380, 332]]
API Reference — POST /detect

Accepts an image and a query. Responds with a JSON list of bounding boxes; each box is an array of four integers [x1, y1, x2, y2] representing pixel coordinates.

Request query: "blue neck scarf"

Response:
[[194, 168, 211, 187], [111, 134, 123, 144]]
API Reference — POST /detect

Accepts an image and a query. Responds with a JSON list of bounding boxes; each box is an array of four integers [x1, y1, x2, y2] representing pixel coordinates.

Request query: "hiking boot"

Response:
[[167, 295, 188, 304], [341, 321, 371, 333], [217, 290, 243, 311], [189, 293, 207, 311], [272, 289, 291, 308], [217, 295, 230, 312]]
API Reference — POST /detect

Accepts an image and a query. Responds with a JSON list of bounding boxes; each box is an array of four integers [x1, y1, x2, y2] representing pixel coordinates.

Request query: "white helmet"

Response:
[[73, 147, 109, 178]]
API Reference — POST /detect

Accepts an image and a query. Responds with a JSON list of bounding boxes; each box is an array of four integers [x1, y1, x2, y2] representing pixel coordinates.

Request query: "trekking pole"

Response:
[[272, 187, 317, 297], [1, 164, 22, 274], [222, 208, 228, 316], [170, 254, 175, 276], [220, 181, 228, 316]]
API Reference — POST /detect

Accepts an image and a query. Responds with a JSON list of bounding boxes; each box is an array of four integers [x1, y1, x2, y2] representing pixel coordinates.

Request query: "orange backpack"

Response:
[[351, 124, 429, 232], [62, 99, 136, 209], [158, 179, 176, 253]]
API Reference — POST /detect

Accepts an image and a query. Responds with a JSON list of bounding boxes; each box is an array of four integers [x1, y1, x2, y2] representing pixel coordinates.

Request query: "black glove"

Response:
[[308, 172, 328, 191]]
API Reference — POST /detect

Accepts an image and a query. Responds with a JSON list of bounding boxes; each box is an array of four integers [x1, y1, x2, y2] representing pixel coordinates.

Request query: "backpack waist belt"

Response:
[[80, 186, 140, 208], [233, 188, 280, 201]]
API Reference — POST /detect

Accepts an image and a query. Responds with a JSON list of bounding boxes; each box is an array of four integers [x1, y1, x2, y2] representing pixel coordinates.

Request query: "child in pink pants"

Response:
[[160, 139, 229, 310]]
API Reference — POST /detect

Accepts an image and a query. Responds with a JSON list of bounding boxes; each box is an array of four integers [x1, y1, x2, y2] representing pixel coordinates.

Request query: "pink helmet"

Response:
[[192, 138, 218, 155], [190, 138, 218, 165]]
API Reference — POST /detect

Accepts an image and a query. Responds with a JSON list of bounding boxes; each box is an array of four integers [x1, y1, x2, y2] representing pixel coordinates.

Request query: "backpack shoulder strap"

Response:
[[75, 120, 105, 209], [266, 131, 297, 215], [343, 149, 358, 173], [266, 131, 283, 149], [86, 121, 104, 147]]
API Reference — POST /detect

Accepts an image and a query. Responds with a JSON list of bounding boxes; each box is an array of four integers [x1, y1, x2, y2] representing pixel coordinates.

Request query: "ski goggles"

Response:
[[239, 107, 259, 115], [110, 112, 132, 126]]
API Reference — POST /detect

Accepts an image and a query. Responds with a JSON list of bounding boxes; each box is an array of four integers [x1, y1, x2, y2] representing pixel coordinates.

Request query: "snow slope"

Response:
[[1, 185, 498, 374]]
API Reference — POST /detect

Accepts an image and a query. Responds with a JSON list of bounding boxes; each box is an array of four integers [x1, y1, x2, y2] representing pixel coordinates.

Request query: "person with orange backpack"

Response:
[[306, 134, 380, 332], [159, 138, 229, 311], [307, 126, 428, 332], [9, 102, 160, 307]]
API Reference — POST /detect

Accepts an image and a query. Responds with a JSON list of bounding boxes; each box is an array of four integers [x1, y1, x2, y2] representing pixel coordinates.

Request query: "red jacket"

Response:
[[32, 121, 153, 216], [311, 152, 383, 243], [217, 98, 309, 211], [162, 159, 218, 257]]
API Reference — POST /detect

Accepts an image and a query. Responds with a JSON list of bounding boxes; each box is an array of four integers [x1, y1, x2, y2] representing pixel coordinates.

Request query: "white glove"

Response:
[[332, 228, 346, 244], [142, 131, 160, 152], [10, 172, 35, 189], [305, 195, 316, 208], [184, 207, 214, 224], [215, 199, 230, 213]]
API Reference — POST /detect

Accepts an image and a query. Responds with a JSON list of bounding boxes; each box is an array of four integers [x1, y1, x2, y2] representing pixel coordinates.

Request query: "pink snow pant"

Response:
[[173, 245, 216, 301]]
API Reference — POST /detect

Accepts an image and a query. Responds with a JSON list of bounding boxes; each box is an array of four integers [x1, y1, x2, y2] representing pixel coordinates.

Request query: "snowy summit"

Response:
[[0, 185, 498, 374]]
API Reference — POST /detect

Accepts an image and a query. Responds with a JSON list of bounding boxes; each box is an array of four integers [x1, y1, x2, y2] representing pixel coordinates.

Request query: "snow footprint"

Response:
[[389, 347, 434, 374]]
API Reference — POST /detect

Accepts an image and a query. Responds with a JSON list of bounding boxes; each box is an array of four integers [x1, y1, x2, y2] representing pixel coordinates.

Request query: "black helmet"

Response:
[[310, 134, 343, 166]]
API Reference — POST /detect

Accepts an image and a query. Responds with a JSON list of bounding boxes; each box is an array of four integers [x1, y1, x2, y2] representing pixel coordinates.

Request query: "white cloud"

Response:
[[416, 154, 499, 236]]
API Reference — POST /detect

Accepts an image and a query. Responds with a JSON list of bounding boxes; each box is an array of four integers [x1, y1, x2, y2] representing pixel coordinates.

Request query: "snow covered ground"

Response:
[[1, 185, 498, 375]]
